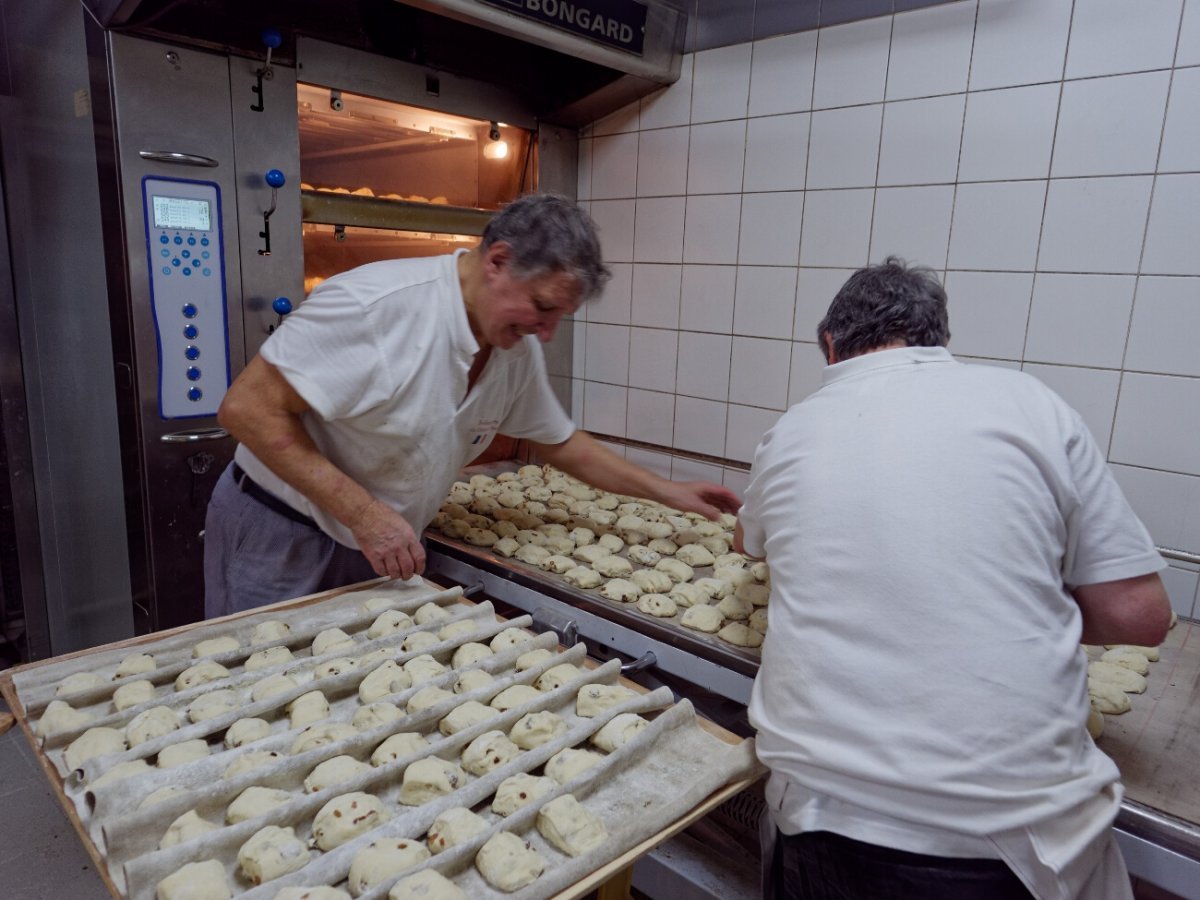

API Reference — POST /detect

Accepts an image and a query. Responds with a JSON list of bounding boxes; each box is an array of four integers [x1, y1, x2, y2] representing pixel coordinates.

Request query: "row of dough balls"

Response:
[[38, 599, 465, 743], [51, 612, 541, 779], [1083, 635, 1170, 740], [154, 678, 647, 899], [432, 468, 770, 648]]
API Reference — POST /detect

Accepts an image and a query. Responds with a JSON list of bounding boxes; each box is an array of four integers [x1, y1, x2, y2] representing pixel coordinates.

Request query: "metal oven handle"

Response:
[[160, 427, 229, 443], [139, 150, 219, 167]]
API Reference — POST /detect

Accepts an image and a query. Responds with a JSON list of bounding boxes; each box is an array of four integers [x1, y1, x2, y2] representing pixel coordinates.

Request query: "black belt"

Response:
[[232, 462, 319, 529]]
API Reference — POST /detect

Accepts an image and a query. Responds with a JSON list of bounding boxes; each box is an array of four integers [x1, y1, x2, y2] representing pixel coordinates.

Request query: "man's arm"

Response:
[[1072, 572, 1172, 647], [218, 355, 426, 579], [732, 520, 764, 560], [530, 431, 740, 520]]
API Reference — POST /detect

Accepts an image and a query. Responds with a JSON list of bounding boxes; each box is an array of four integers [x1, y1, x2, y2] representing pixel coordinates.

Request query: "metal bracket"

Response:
[[462, 580, 486, 598], [620, 650, 657, 676], [532, 607, 579, 647]]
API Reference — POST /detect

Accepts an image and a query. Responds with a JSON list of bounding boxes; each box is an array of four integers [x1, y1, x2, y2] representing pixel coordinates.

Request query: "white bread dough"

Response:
[[426, 806, 489, 854], [401, 631, 440, 653], [1087, 707, 1105, 739], [545, 747, 604, 785], [55, 672, 106, 697], [277, 889, 351, 900], [371, 732, 429, 766], [155, 859, 230, 900], [238, 824, 310, 885], [222, 750, 283, 779], [571, 544, 609, 565], [114, 652, 157, 678], [716, 594, 753, 621], [675, 544, 716, 567], [539, 554, 576, 574], [312, 628, 355, 656], [159, 809, 220, 849], [244, 645, 294, 672], [451, 642, 493, 668], [492, 536, 520, 558], [464, 527, 499, 547], [655, 558, 694, 584], [288, 691, 331, 728], [492, 772, 557, 816], [627, 545, 661, 566], [597, 533, 625, 554], [667, 583, 707, 609], [630, 570, 673, 594], [1087, 661, 1146, 693], [576, 683, 638, 717], [304, 754, 373, 793], [636, 594, 677, 618], [515, 648, 555, 671], [475, 831, 545, 892], [454, 669, 495, 694], [398, 757, 466, 806], [719, 622, 764, 648], [64, 726, 126, 770], [291, 723, 359, 754], [646, 538, 678, 556], [368, 609, 414, 639], [90, 758, 151, 789], [226, 785, 293, 824], [348, 839, 431, 896], [600, 578, 640, 602], [593, 555, 633, 578], [1088, 682, 1131, 714], [735, 582, 771, 607], [509, 710, 569, 750], [535, 663, 581, 692], [359, 661, 412, 703], [562, 566, 603, 589], [36, 700, 93, 738], [311, 791, 390, 850], [591, 713, 648, 752], [461, 729, 521, 775], [490, 627, 534, 652], [157, 739, 209, 768], [352, 702, 404, 731], [175, 660, 230, 691], [537, 793, 608, 857], [407, 685, 454, 714], [404, 654, 447, 685], [692, 577, 732, 600], [680, 605, 723, 633], [1099, 647, 1150, 674], [111, 678, 157, 712], [515, 544, 552, 566], [193, 635, 240, 658], [249, 619, 291, 644], [489, 684, 541, 711], [250, 673, 298, 703], [313, 657, 356, 680], [414, 602, 452, 625], [440, 700, 500, 734], [749, 608, 769, 634], [225, 717, 271, 749], [1104, 643, 1160, 662]]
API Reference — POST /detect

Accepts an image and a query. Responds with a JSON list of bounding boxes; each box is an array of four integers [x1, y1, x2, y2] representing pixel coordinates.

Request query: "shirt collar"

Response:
[[821, 345, 954, 387]]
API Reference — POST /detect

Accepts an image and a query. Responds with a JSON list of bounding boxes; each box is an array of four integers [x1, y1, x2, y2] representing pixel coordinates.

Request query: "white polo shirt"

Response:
[[236, 251, 576, 547], [740, 348, 1162, 866]]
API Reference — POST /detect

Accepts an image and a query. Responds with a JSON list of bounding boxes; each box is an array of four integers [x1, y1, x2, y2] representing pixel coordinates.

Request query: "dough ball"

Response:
[[699, 536, 731, 556], [493, 536, 520, 558], [439, 700, 500, 734], [537, 793, 608, 857], [290, 723, 359, 754], [288, 690, 331, 728], [464, 527, 499, 547], [748, 607, 770, 634], [667, 583, 708, 609], [249, 619, 291, 644], [159, 809, 220, 849], [576, 683, 638, 717], [1099, 648, 1150, 674], [127, 705, 181, 746], [176, 660, 231, 691], [719, 623, 763, 648], [414, 602, 452, 626], [647, 537, 679, 556], [359, 661, 413, 703], [636, 594, 678, 618], [224, 717, 271, 750], [545, 747, 604, 785], [515, 648, 555, 671], [36, 700, 93, 738], [713, 553, 747, 570], [311, 791, 390, 850], [716, 595, 753, 621], [193, 635, 240, 658], [277, 889, 351, 900], [448, 481, 473, 505], [227, 785, 293, 824], [655, 558, 694, 584], [441, 519, 470, 540], [509, 710, 569, 750], [495, 518, 522, 538], [438, 619, 478, 642], [539, 554, 575, 574], [714, 566, 754, 589], [312, 628, 355, 657], [490, 684, 542, 711], [349, 839, 431, 896], [615, 514, 646, 533], [250, 673, 298, 704], [368, 609, 414, 639], [681, 604, 724, 633], [1088, 682, 1131, 715], [749, 561, 771, 582], [451, 642, 493, 668], [535, 663, 582, 692], [462, 729, 522, 775], [497, 490, 525, 509], [140, 785, 188, 808], [427, 807, 489, 855], [90, 758, 151, 789], [541, 532, 577, 552], [114, 652, 156, 679], [371, 732, 429, 766], [735, 582, 771, 607], [1086, 707, 1105, 739], [155, 859, 230, 900], [238, 824, 311, 885], [352, 702, 404, 731], [572, 544, 609, 565], [600, 578, 640, 602], [401, 631, 441, 653], [1104, 643, 1160, 662], [245, 645, 294, 672], [404, 654, 448, 685], [569, 526, 596, 547], [475, 831, 545, 892], [591, 713, 649, 752], [490, 627, 533, 652], [631, 570, 673, 594], [313, 657, 357, 680], [692, 577, 732, 600], [492, 773, 557, 816], [1087, 662, 1146, 693], [562, 566, 603, 589], [407, 685, 454, 714], [223, 749, 283, 779], [674, 544, 716, 567], [596, 533, 625, 555], [514, 543, 552, 566], [398, 757, 466, 806], [454, 669, 495, 694], [113, 678, 156, 711], [514, 529, 546, 546], [157, 739, 209, 768], [627, 545, 661, 567], [643, 522, 674, 541]]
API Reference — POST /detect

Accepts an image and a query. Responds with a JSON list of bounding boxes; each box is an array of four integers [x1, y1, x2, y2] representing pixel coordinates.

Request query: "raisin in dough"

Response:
[[539, 554, 576, 574], [311, 792, 390, 850], [636, 594, 677, 618], [461, 730, 521, 775], [475, 831, 545, 892], [426, 806, 489, 854], [537, 794, 608, 857], [348, 839, 431, 896], [238, 825, 311, 885]]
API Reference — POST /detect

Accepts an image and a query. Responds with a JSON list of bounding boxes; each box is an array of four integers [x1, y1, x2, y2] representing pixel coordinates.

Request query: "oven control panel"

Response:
[[141, 176, 231, 418]]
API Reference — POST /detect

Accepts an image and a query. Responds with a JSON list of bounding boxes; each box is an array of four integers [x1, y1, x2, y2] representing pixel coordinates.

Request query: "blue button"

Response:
[[173, 235, 182, 245], [181, 249, 190, 259], [187, 387, 203, 402], [200, 237, 209, 246], [183, 268, 192, 276], [159, 235, 169, 244], [162, 266, 171, 276], [187, 236, 196, 245], [172, 258, 181, 267], [186, 366, 201, 381], [160, 249, 169, 258], [201, 250, 210, 259], [185, 345, 200, 360], [182, 304, 198, 318], [183, 325, 198, 339], [202, 267, 212, 277]]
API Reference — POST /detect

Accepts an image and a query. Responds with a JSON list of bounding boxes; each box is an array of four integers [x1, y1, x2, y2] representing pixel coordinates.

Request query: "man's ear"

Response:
[[483, 241, 512, 275], [822, 332, 837, 364]]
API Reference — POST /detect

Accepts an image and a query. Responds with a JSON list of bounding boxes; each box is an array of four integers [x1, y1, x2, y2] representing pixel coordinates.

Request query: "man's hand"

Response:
[[349, 499, 427, 580], [655, 480, 742, 521]]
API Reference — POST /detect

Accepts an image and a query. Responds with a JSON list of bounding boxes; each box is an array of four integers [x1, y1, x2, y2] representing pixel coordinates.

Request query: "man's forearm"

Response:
[[533, 431, 669, 503]]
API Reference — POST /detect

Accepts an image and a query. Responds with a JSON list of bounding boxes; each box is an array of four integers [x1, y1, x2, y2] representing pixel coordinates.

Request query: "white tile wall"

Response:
[[1160, 564, 1199, 618], [567, 2, 1200, 567]]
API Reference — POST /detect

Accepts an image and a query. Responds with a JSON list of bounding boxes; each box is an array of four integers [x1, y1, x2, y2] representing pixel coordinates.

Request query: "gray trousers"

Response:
[[203, 462, 378, 619]]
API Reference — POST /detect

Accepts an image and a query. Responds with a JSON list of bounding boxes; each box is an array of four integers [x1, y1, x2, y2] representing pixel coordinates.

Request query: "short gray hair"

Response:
[[817, 256, 950, 362], [482, 193, 611, 301]]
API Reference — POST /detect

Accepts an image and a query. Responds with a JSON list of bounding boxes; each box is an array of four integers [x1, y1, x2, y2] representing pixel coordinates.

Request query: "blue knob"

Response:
[[186, 366, 201, 381], [187, 387, 203, 402], [261, 27, 283, 49], [265, 169, 286, 188], [185, 345, 200, 360], [272, 296, 293, 316]]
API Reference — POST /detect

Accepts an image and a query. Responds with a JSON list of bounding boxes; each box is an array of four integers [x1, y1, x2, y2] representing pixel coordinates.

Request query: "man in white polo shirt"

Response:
[[205, 193, 740, 617], [736, 257, 1170, 899]]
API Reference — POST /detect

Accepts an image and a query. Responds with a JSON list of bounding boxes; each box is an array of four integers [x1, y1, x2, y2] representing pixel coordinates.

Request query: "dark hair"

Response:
[[482, 192, 611, 301], [816, 256, 950, 362]]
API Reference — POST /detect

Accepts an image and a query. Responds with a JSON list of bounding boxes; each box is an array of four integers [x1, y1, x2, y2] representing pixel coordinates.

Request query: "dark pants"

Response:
[[773, 830, 1034, 900]]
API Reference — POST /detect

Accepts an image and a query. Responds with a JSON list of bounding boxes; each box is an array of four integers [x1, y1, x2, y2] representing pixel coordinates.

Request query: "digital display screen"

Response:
[[152, 195, 212, 231]]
